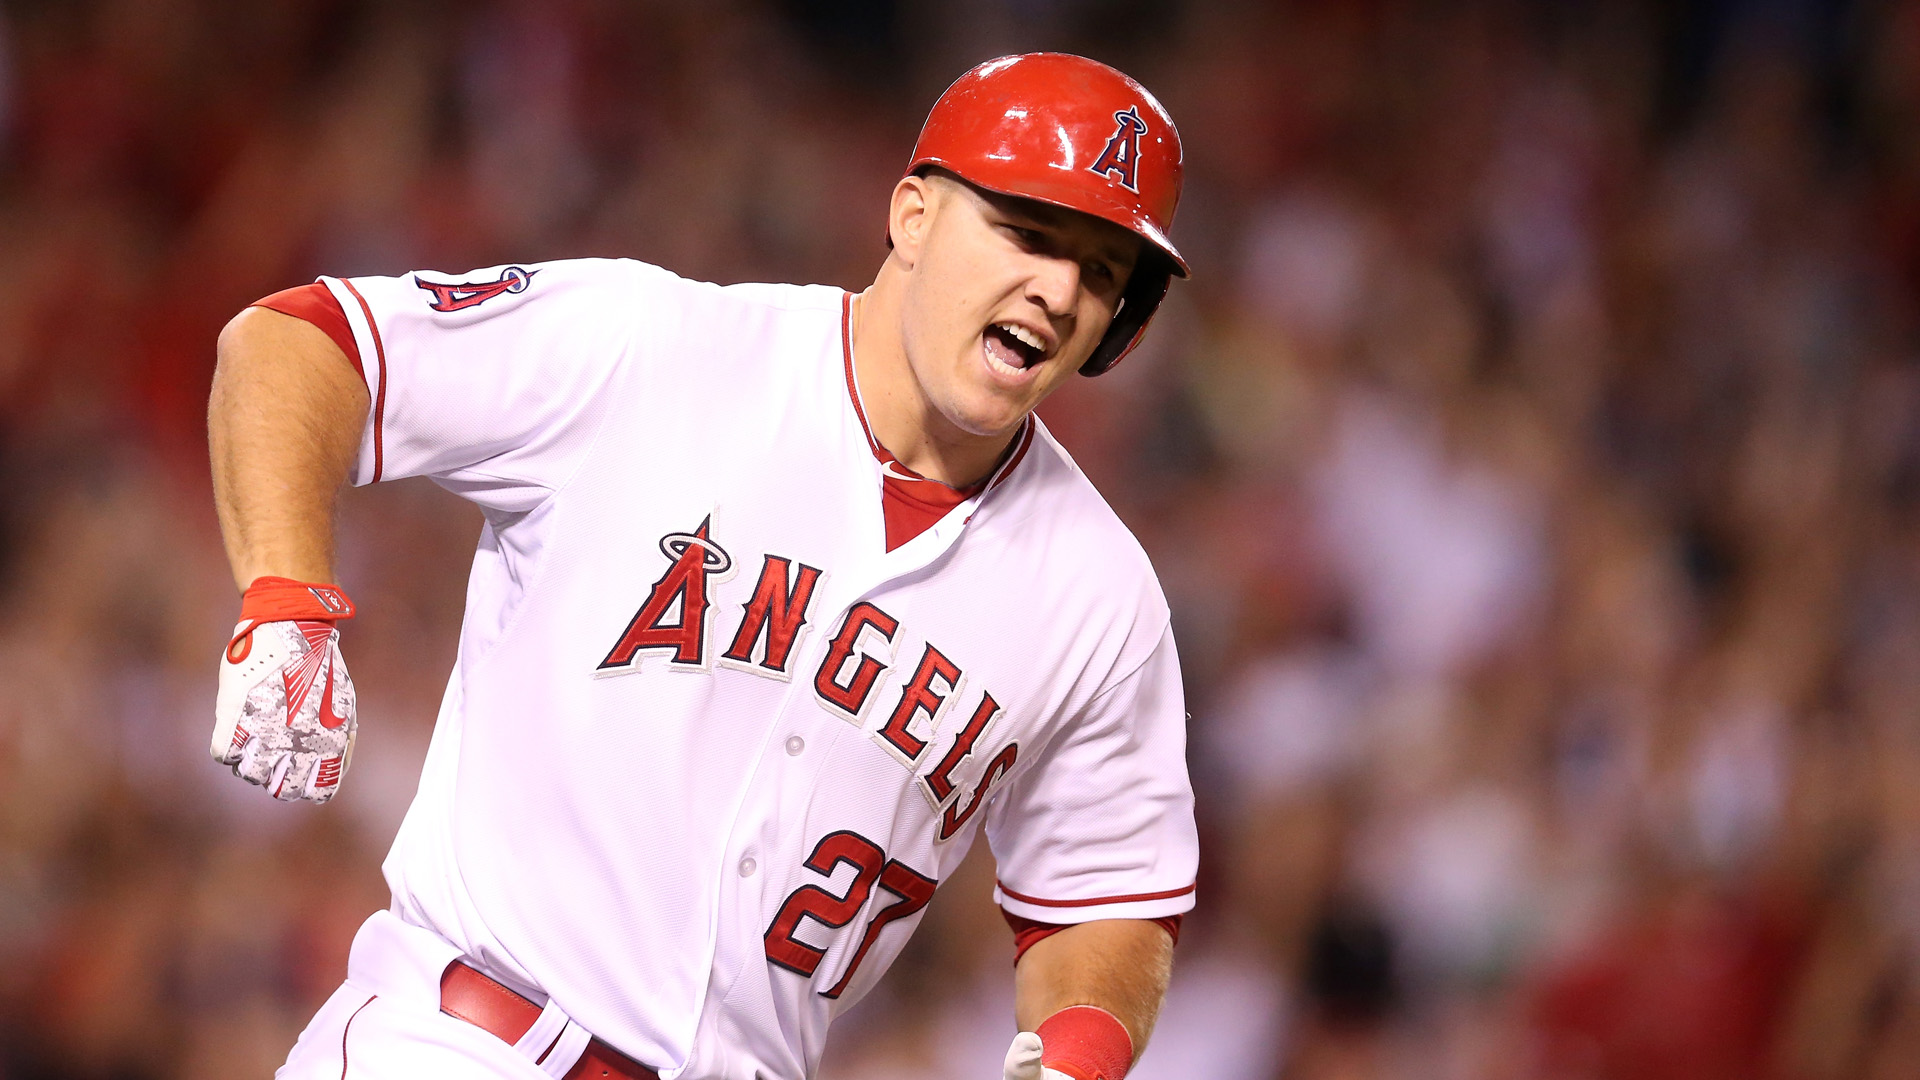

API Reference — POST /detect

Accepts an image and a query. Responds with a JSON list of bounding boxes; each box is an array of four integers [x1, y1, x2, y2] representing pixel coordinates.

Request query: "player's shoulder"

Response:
[[457, 258, 841, 315], [610, 263, 845, 341], [605, 260, 842, 315], [985, 419, 1170, 619], [715, 277, 847, 313], [1004, 420, 1149, 547]]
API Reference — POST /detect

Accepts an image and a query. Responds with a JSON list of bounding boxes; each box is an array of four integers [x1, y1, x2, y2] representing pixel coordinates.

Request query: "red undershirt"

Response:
[[253, 283, 1183, 957], [872, 446, 983, 552], [256, 284, 363, 380]]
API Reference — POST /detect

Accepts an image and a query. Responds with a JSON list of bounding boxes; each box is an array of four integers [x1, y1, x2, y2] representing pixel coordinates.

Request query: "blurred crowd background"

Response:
[[2, 0, 1918, 1077]]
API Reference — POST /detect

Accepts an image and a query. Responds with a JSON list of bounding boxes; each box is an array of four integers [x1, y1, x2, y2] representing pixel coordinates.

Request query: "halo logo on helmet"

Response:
[[902, 52, 1189, 377], [1088, 106, 1148, 193]]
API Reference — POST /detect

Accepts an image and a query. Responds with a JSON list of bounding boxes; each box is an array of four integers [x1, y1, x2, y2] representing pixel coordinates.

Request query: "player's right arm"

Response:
[[208, 305, 369, 588], [206, 260, 654, 803], [205, 304, 370, 802]]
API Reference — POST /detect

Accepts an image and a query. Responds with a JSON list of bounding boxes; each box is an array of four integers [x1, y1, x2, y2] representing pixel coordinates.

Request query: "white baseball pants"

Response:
[[278, 910, 561, 1080]]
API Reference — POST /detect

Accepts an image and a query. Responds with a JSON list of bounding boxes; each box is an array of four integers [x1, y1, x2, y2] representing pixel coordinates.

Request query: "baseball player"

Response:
[[207, 53, 1196, 1080]]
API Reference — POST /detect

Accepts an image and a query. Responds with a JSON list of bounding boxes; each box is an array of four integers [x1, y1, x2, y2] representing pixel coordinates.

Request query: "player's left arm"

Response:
[[989, 621, 1195, 1080], [1014, 917, 1172, 1063]]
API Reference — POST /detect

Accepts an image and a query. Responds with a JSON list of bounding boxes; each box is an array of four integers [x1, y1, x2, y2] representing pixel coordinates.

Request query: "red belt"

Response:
[[440, 961, 658, 1080]]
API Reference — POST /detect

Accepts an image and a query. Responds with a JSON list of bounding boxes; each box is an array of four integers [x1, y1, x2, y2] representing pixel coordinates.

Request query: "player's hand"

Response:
[[1001, 1032, 1072, 1080], [210, 578, 357, 803]]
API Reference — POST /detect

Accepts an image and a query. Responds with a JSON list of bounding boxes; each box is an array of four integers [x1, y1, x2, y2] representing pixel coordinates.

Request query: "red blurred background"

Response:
[[3, 1, 1919, 1077]]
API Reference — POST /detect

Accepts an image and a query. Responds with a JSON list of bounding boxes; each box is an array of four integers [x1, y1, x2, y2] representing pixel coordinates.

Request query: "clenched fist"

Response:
[[210, 578, 357, 803]]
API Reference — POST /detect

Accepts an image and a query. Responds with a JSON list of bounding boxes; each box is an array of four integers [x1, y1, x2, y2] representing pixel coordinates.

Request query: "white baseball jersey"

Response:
[[319, 258, 1198, 1080]]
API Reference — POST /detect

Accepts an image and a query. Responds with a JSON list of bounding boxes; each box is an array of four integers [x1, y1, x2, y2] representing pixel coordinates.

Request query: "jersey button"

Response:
[[738, 856, 758, 877], [785, 735, 805, 756]]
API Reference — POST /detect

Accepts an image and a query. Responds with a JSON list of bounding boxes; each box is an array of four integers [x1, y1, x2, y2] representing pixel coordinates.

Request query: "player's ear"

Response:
[[888, 175, 935, 268]]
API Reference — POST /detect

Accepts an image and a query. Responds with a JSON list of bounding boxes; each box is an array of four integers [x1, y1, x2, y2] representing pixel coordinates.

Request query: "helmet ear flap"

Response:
[[1081, 254, 1172, 377]]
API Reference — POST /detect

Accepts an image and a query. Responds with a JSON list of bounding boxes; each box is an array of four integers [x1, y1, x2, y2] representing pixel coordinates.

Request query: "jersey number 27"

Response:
[[763, 831, 937, 1000]]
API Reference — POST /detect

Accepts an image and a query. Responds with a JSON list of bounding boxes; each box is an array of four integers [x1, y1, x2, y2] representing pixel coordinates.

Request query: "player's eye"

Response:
[[1000, 224, 1040, 246]]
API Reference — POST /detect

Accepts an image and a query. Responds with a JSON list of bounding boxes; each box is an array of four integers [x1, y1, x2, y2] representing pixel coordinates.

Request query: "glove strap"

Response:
[[230, 576, 356, 652], [1036, 1006, 1133, 1080]]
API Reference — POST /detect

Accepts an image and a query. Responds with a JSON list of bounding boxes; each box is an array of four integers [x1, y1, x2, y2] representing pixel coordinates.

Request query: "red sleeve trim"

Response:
[[252, 283, 363, 380], [1002, 911, 1184, 964], [998, 881, 1196, 908], [339, 279, 389, 483]]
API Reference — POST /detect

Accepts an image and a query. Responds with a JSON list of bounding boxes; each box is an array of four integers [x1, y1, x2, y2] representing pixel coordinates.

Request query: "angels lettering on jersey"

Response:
[[597, 517, 1016, 843]]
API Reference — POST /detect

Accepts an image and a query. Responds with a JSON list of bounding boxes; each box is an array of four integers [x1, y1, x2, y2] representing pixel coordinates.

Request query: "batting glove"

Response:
[[1002, 1032, 1065, 1080], [211, 577, 358, 803]]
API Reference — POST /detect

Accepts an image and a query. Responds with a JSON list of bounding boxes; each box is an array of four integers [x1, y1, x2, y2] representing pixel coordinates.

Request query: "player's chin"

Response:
[[941, 381, 1035, 440], [942, 398, 1027, 440], [950, 364, 1028, 421]]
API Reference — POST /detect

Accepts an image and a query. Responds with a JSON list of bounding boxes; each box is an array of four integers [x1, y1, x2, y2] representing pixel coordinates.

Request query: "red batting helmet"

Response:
[[904, 53, 1187, 376]]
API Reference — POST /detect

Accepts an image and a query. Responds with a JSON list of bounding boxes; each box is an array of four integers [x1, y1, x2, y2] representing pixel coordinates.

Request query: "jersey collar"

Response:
[[840, 292, 1035, 498]]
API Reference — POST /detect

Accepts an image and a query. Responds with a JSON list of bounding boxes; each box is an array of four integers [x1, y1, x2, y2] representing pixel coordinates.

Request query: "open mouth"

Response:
[[984, 322, 1048, 373]]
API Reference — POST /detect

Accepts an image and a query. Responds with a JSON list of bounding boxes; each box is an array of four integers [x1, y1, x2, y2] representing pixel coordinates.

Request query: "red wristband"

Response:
[[230, 576, 356, 650], [1036, 1005, 1133, 1080]]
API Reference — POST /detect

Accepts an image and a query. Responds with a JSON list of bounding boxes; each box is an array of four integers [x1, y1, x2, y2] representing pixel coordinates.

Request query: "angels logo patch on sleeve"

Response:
[[414, 265, 538, 312]]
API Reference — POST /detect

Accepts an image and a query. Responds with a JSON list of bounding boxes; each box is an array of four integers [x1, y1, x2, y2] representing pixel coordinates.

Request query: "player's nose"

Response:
[[1023, 251, 1082, 320]]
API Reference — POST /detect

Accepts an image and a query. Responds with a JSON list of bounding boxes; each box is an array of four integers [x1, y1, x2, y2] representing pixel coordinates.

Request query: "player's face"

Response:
[[898, 176, 1140, 439]]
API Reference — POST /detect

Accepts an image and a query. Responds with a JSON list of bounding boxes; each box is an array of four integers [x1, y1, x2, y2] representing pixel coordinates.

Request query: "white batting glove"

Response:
[[1001, 1032, 1071, 1080], [210, 578, 357, 803]]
